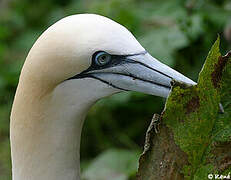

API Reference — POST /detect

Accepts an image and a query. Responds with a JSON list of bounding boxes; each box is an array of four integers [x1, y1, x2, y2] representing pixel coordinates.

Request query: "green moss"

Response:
[[162, 37, 231, 179]]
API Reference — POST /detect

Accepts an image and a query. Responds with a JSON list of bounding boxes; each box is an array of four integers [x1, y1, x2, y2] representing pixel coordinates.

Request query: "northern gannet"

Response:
[[10, 14, 196, 180]]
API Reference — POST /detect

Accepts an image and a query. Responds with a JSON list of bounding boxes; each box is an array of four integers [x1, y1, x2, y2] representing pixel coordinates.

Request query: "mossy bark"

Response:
[[137, 37, 231, 180]]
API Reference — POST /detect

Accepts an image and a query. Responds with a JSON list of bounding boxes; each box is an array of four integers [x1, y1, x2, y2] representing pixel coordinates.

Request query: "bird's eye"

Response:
[[95, 52, 111, 66]]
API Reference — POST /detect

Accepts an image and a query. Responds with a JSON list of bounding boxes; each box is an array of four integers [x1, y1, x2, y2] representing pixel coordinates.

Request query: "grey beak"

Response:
[[72, 52, 196, 98], [131, 53, 196, 87], [90, 53, 196, 98]]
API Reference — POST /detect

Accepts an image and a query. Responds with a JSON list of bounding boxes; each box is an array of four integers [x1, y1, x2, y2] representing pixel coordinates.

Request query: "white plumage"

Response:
[[10, 14, 195, 180]]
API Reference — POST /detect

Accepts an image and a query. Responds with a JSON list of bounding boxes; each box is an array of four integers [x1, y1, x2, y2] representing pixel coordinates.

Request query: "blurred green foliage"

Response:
[[0, 0, 230, 179]]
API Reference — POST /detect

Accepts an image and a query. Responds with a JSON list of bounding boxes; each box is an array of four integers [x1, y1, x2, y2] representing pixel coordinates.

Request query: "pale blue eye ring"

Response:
[[95, 52, 111, 66]]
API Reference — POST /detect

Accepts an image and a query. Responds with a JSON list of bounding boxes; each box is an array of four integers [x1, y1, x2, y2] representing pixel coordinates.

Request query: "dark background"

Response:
[[0, 0, 231, 179]]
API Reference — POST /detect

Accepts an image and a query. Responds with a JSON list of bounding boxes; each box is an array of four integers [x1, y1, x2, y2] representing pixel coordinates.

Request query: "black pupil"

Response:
[[95, 52, 111, 66], [99, 55, 108, 63], [101, 55, 106, 61]]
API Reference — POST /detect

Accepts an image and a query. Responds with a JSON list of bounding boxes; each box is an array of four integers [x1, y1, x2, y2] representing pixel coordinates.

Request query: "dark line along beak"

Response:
[[70, 52, 196, 98]]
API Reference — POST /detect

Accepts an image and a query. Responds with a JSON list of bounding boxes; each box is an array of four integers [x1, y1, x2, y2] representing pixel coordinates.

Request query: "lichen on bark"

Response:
[[137, 37, 231, 180]]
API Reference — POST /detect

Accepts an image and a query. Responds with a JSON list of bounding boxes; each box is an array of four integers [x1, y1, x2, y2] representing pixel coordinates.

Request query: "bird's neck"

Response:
[[10, 80, 95, 180]]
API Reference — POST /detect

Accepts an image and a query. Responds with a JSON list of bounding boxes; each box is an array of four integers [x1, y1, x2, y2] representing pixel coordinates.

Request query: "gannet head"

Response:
[[21, 14, 196, 103], [11, 14, 197, 180]]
